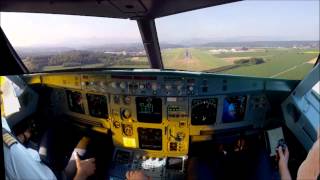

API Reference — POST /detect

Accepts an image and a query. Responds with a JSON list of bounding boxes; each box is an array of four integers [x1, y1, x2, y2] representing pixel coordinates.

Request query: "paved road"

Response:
[[269, 61, 311, 78]]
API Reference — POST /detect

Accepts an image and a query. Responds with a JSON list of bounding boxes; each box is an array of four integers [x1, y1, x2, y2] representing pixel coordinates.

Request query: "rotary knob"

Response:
[[110, 82, 117, 88], [123, 125, 133, 136], [100, 81, 107, 87], [113, 121, 120, 128], [139, 84, 145, 90], [120, 82, 126, 89], [176, 132, 185, 141], [121, 109, 131, 119]]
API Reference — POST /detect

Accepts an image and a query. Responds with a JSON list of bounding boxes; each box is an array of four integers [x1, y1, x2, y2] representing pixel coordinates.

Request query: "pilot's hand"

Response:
[[126, 170, 150, 180], [277, 146, 289, 168], [74, 153, 96, 180], [277, 146, 291, 180], [17, 128, 32, 144]]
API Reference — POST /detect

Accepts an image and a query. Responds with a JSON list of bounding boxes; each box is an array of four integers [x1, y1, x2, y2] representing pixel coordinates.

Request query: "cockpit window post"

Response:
[[0, 27, 28, 75], [137, 19, 163, 69]]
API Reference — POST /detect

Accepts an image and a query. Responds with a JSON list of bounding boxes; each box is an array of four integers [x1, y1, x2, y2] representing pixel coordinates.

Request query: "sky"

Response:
[[0, 0, 319, 47]]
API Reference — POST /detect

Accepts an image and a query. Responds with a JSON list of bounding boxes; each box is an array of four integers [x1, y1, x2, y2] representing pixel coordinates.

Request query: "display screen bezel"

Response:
[[138, 128, 162, 150], [166, 157, 183, 171], [86, 93, 108, 118], [136, 97, 162, 123], [222, 95, 247, 123], [66, 90, 85, 114], [191, 98, 218, 125]]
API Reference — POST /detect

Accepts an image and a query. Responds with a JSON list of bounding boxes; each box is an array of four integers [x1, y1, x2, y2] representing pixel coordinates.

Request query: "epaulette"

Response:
[[2, 128, 17, 148]]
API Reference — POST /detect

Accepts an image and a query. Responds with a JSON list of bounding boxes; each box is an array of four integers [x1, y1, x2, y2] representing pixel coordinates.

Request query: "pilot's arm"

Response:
[[297, 132, 320, 179], [277, 131, 320, 180], [1, 90, 95, 180], [2, 118, 57, 180]]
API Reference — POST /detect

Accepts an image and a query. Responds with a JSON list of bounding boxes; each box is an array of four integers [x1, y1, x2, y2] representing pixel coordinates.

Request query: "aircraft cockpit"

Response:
[[0, 0, 319, 180]]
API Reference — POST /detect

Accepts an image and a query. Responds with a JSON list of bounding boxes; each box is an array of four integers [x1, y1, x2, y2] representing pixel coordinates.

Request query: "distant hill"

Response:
[[84, 43, 184, 51], [16, 47, 75, 58], [159, 43, 185, 49], [198, 41, 319, 48], [15, 41, 318, 58], [16, 43, 185, 57]]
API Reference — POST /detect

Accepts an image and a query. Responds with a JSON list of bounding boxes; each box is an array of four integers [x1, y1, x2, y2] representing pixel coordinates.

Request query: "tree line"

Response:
[[22, 50, 148, 71]]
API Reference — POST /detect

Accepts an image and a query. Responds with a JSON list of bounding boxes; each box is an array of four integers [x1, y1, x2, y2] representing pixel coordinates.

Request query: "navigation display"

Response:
[[136, 97, 162, 123], [138, 128, 162, 150], [66, 90, 84, 114], [222, 96, 247, 123], [191, 98, 218, 125]]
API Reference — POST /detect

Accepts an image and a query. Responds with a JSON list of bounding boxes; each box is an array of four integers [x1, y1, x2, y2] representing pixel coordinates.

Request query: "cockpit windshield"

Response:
[[156, 0, 320, 80], [0, 13, 149, 72], [0, 0, 319, 79]]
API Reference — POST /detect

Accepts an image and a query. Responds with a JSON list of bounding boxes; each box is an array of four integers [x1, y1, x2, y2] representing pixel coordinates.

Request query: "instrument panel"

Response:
[[26, 70, 282, 156]]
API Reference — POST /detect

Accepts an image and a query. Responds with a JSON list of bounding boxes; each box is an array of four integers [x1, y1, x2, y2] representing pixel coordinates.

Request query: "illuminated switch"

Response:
[[152, 90, 157, 95], [122, 137, 136, 148]]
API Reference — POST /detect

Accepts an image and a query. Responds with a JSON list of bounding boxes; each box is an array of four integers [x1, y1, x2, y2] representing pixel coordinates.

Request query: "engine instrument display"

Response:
[[136, 97, 162, 123], [66, 90, 85, 114], [138, 128, 162, 150], [191, 98, 218, 125], [166, 157, 183, 171], [86, 94, 108, 118], [222, 96, 247, 123]]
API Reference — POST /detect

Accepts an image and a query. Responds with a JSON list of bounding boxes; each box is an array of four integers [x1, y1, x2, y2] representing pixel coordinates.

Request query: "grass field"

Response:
[[40, 48, 318, 80], [162, 48, 319, 80]]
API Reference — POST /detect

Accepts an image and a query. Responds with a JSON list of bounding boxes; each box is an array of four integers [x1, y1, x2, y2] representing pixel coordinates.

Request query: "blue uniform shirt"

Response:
[[2, 117, 57, 180]]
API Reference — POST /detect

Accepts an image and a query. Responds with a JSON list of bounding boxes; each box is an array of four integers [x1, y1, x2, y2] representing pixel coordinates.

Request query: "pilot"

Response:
[[1, 90, 96, 180], [277, 131, 320, 180]]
